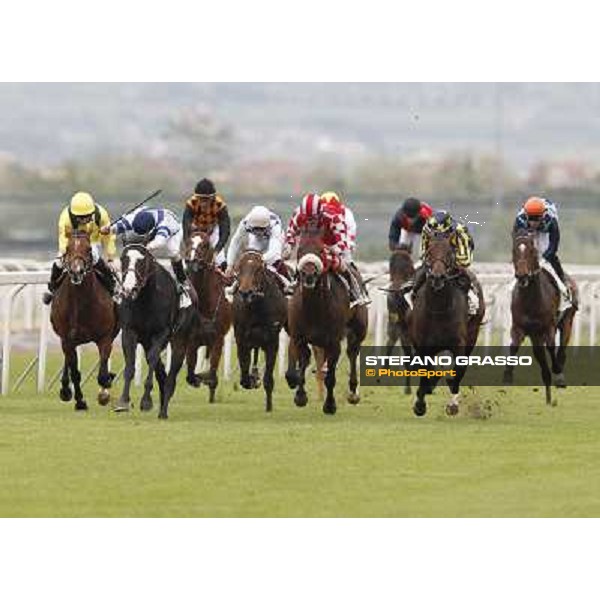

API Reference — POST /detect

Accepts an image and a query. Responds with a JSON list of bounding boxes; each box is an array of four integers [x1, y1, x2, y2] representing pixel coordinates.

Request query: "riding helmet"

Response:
[[321, 191, 342, 205], [132, 211, 156, 235], [194, 178, 217, 198], [523, 196, 546, 217], [401, 197, 421, 218], [428, 210, 453, 233], [301, 193, 322, 218], [70, 191, 96, 216], [247, 206, 271, 230]]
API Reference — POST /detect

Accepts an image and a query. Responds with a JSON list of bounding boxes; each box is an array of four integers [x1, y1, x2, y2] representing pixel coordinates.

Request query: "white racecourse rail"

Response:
[[1, 259, 600, 395]]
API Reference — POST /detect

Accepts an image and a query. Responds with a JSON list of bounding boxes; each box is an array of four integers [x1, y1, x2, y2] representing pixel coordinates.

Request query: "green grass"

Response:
[[1, 352, 600, 517]]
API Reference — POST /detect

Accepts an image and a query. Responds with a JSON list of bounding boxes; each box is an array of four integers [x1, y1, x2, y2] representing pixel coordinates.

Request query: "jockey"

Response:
[[42, 191, 117, 305], [101, 206, 193, 308], [513, 196, 571, 310], [182, 178, 231, 271], [226, 205, 291, 291], [388, 197, 433, 259], [320, 191, 357, 257], [411, 210, 480, 315], [284, 193, 369, 308]]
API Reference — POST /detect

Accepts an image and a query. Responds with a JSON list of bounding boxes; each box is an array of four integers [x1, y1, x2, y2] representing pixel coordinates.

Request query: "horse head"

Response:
[[389, 247, 415, 287], [64, 231, 93, 285], [425, 234, 456, 292], [512, 231, 540, 287], [237, 250, 266, 304], [186, 229, 214, 273], [120, 244, 154, 300]]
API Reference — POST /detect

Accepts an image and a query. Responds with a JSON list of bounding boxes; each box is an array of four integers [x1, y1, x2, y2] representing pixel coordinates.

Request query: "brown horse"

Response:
[[285, 234, 368, 415], [382, 248, 415, 395], [50, 231, 119, 410], [182, 230, 232, 403], [232, 250, 287, 412], [502, 231, 578, 404], [409, 235, 485, 416]]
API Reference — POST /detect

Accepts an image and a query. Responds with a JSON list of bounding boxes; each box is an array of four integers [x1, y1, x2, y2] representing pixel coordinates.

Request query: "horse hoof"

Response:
[[555, 373, 567, 388], [285, 371, 299, 390], [158, 412, 168, 420], [445, 403, 459, 417], [347, 391, 360, 405], [113, 402, 130, 413], [240, 376, 253, 390], [140, 397, 153, 412], [294, 390, 308, 407], [97, 389, 111, 406], [59, 388, 72, 402], [265, 403, 273, 413], [413, 400, 427, 417], [186, 375, 202, 388], [252, 377, 262, 389], [75, 401, 88, 411], [323, 402, 337, 415], [404, 387, 412, 396]]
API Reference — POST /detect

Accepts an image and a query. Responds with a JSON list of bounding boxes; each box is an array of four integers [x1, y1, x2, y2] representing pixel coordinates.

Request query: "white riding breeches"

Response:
[[540, 258, 569, 299], [209, 226, 226, 265], [398, 230, 421, 257], [148, 230, 184, 261]]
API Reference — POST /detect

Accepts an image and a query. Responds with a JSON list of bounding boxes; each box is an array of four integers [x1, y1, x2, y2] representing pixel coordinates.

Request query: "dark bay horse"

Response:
[[382, 248, 415, 395], [115, 244, 192, 419], [231, 250, 287, 412], [285, 235, 368, 415], [502, 231, 578, 405], [409, 235, 485, 417], [181, 230, 232, 403], [50, 231, 119, 410]]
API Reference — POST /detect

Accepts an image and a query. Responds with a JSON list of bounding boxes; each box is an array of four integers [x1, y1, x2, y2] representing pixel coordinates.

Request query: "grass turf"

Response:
[[1, 352, 599, 517]]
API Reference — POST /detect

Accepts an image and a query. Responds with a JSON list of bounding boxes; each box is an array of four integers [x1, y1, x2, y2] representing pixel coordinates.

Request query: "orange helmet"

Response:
[[321, 191, 342, 206], [523, 196, 546, 217]]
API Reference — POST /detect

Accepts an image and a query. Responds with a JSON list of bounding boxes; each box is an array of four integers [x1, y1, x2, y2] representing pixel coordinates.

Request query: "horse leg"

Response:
[[285, 336, 300, 389], [502, 326, 525, 385], [161, 335, 187, 420], [294, 341, 311, 408], [59, 344, 72, 402], [323, 342, 341, 415], [251, 347, 261, 388], [346, 329, 361, 405], [185, 342, 202, 387], [115, 329, 137, 412], [238, 343, 254, 390], [263, 342, 277, 413], [412, 351, 429, 417], [155, 357, 167, 409], [400, 337, 413, 395], [140, 334, 170, 412], [67, 346, 86, 411], [96, 336, 114, 406], [555, 309, 575, 388], [532, 338, 553, 406], [206, 336, 224, 404], [313, 346, 326, 403]]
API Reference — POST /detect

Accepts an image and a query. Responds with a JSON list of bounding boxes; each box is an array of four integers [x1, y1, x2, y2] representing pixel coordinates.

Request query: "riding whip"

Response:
[[108, 189, 163, 228]]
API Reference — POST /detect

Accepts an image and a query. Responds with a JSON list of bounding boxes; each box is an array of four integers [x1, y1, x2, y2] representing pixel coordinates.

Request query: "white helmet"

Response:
[[247, 206, 271, 230]]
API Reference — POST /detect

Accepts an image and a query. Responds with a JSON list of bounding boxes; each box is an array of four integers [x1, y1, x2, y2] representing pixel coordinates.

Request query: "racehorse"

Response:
[[50, 231, 119, 410], [285, 232, 368, 415], [382, 248, 415, 395], [115, 244, 192, 418], [502, 231, 578, 405], [231, 250, 287, 412], [181, 230, 232, 403], [409, 235, 485, 416]]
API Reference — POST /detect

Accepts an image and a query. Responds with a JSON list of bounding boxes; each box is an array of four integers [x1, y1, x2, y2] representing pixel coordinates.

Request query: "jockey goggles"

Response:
[[246, 225, 271, 237]]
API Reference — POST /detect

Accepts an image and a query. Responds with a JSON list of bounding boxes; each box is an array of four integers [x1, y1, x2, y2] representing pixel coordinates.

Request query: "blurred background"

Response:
[[1, 82, 599, 262]]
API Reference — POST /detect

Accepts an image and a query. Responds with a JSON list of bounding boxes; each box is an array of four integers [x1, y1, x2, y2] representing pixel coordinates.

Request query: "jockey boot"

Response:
[[172, 259, 193, 309], [463, 269, 480, 316], [349, 262, 372, 305], [94, 258, 120, 303], [42, 262, 64, 305], [271, 260, 294, 295], [343, 270, 369, 308], [546, 255, 572, 312]]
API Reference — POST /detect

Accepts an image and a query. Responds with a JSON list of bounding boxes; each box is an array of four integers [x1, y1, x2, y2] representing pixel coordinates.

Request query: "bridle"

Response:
[[424, 235, 459, 291], [63, 233, 93, 285], [121, 244, 155, 299], [187, 233, 214, 273], [237, 250, 267, 302], [513, 234, 541, 287]]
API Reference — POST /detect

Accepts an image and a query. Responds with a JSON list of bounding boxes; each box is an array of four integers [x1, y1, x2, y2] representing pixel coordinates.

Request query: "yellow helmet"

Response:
[[70, 191, 96, 216], [321, 191, 342, 205]]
